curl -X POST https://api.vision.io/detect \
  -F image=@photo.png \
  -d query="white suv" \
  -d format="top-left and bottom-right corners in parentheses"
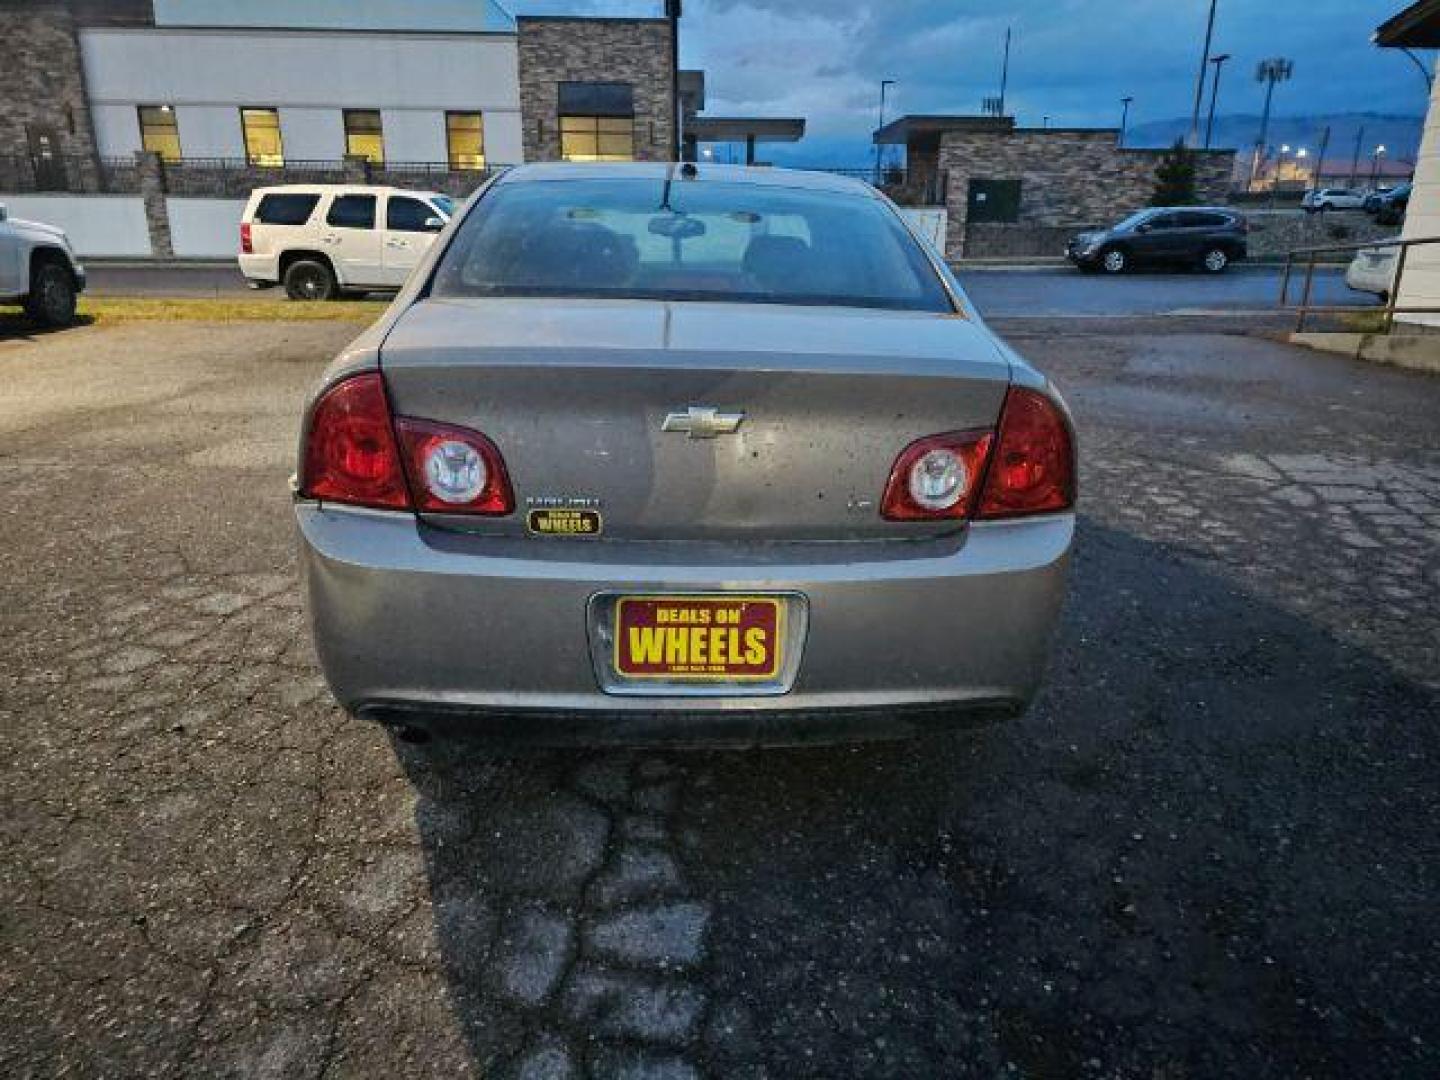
top-left (1302, 188), bottom-right (1366, 213)
top-left (238, 185), bottom-right (455, 300)
top-left (0, 202), bottom-right (86, 326)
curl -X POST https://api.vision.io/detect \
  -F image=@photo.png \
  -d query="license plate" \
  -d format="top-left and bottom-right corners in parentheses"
top-left (613, 595), bottom-right (783, 682)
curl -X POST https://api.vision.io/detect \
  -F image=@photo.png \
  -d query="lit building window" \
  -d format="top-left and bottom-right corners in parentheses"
top-left (241, 107), bottom-right (284, 166)
top-left (137, 105), bottom-right (181, 162)
top-left (558, 82), bottom-right (636, 162)
top-left (446, 112), bottom-right (486, 169)
top-left (344, 110), bottom-right (385, 164)
top-left (560, 117), bottom-right (635, 162)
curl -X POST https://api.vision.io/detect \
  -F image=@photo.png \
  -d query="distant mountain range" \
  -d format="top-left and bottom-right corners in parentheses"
top-left (1125, 112), bottom-right (1423, 164)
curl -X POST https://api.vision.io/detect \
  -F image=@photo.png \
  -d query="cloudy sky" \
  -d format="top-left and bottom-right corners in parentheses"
top-left (507, 0), bottom-right (1430, 162)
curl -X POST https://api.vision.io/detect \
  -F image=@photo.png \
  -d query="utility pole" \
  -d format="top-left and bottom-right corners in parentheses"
top-left (1189, 0), bottom-right (1219, 145)
top-left (1249, 57), bottom-right (1293, 192)
top-left (1204, 53), bottom-right (1230, 149)
top-left (998, 27), bottom-right (1012, 116)
top-left (666, 0), bottom-right (682, 161)
top-left (873, 79), bottom-right (895, 184)
top-left (1350, 125), bottom-right (1365, 187)
top-left (1313, 125), bottom-right (1330, 190)
top-left (1119, 96), bottom-right (1134, 148)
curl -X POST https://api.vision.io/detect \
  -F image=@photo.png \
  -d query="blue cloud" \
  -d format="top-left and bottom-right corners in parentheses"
top-left (505, 1), bottom-right (1431, 164)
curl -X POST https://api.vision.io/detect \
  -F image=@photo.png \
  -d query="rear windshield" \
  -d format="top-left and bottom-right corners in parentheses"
top-left (254, 193), bottom-right (319, 226)
top-left (429, 176), bottom-right (952, 312)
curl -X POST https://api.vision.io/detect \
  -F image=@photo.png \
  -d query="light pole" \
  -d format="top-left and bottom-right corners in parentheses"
top-left (998, 27), bottom-right (1012, 116)
top-left (1189, 0), bottom-right (1219, 145)
top-left (1119, 96), bottom-right (1134, 148)
top-left (1249, 58), bottom-right (1294, 191)
top-left (873, 78), bottom-right (896, 184)
top-left (1204, 53), bottom-right (1230, 149)
top-left (1372, 144), bottom-right (1387, 187)
top-left (1350, 124), bottom-right (1366, 187)
top-left (665, 0), bottom-right (682, 161)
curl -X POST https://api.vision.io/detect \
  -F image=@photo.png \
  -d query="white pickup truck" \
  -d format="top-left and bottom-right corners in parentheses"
top-left (0, 203), bottom-right (86, 326)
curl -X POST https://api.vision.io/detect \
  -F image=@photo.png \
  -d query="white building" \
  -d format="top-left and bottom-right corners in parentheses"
top-left (83, 0), bottom-right (524, 169)
top-left (1376, 1), bottom-right (1440, 327)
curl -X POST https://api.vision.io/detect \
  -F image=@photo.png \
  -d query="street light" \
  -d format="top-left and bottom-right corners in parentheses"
top-left (1204, 53), bottom-right (1231, 149)
top-left (1119, 95), bottom-right (1134, 148)
top-left (666, 0), bottom-right (682, 160)
top-left (1189, 0), bottom-right (1220, 145)
top-left (873, 78), bottom-right (896, 184)
top-left (1372, 144), bottom-right (1388, 186)
top-left (1249, 57), bottom-right (1294, 191)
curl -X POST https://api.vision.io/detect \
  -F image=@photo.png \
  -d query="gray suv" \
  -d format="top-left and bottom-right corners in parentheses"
top-left (1067, 207), bottom-right (1248, 275)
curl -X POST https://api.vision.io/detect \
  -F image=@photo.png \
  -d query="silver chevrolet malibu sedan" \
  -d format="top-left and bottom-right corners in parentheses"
top-left (295, 163), bottom-right (1075, 745)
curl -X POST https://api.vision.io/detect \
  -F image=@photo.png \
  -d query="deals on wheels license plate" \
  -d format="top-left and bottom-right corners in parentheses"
top-left (614, 596), bottom-right (783, 681)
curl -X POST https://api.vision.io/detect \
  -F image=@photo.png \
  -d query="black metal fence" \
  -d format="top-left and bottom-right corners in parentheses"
top-left (0, 155), bottom-right (141, 194)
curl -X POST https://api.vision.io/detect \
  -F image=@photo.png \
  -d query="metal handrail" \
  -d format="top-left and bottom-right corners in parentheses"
top-left (1280, 233), bottom-right (1439, 333)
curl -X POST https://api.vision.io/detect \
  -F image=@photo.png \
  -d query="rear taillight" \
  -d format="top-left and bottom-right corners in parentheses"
top-left (880, 387), bottom-right (1075, 523)
top-left (881, 431), bottom-right (994, 521)
top-left (299, 372), bottom-right (515, 515)
top-left (976, 387), bottom-right (1075, 519)
top-left (395, 418), bottom-right (514, 515)
top-left (240, 222), bottom-right (253, 254)
top-left (301, 373), bottom-right (409, 509)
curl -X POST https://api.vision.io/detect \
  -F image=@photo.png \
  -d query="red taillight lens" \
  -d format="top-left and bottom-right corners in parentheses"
top-left (976, 387), bottom-right (1075, 519)
top-left (300, 373), bottom-right (409, 509)
top-left (881, 430), bottom-right (994, 521)
top-left (395, 418), bottom-right (514, 515)
top-left (240, 222), bottom-right (253, 254)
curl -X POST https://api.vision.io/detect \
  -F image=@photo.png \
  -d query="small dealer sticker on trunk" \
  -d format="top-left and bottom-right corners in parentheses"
top-left (614, 596), bottom-right (782, 681)
top-left (527, 508), bottom-right (602, 536)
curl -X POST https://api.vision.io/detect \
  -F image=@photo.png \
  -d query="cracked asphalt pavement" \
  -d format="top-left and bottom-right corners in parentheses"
top-left (2, 316), bottom-right (1438, 1078)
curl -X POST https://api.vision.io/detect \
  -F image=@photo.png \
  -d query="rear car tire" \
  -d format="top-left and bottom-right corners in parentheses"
top-left (23, 260), bottom-right (78, 326)
top-left (1200, 247), bottom-right (1230, 274)
top-left (284, 258), bottom-right (337, 302)
top-left (1099, 247), bottom-right (1128, 275)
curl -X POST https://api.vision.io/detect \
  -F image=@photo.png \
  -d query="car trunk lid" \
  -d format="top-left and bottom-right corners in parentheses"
top-left (379, 297), bottom-right (1012, 542)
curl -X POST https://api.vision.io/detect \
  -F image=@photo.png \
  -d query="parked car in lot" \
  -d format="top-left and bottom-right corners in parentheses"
top-left (295, 163), bottom-right (1076, 744)
top-left (1345, 244), bottom-right (1400, 302)
top-left (1372, 182), bottom-right (1412, 227)
top-left (1066, 207), bottom-right (1248, 274)
top-left (1302, 188), bottom-right (1366, 212)
top-left (1362, 185), bottom-right (1396, 213)
top-left (0, 202), bottom-right (85, 326)
top-left (239, 184), bottom-right (454, 300)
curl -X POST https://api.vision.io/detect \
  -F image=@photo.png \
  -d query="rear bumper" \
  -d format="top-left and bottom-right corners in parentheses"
top-left (297, 504), bottom-right (1073, 739)
top-left (238, 253), bottom-right (280, 283)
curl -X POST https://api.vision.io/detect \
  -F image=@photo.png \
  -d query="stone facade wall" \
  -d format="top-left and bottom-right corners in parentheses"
top-left (516, 17), bottom-right (675, 163)
top-left (0, 2), bottom-right (100, 183)
top-left (936, 128), bottom-right (1235, 259)
top-left (1, 1), bottom-right (154, 190)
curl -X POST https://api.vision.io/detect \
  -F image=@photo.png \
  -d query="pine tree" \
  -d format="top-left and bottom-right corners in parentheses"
top-left (1152, 139), bottom-right (1199, 206)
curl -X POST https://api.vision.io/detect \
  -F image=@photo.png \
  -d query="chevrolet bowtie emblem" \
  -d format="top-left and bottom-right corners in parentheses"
top-left (661, 406), bottom-right (745, 439)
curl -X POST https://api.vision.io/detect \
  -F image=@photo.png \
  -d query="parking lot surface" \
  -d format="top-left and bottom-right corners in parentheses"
top-left (2, 317), bottom-right (1438, 1078)
top-left (83, 262), bottom-right (1371, 318)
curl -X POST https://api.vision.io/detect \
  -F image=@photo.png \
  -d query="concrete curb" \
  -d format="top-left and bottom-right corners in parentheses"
top-left (83, 258), bottom-right (238, 268)
top-left (1291, 331), bottom-right (1440, 374)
